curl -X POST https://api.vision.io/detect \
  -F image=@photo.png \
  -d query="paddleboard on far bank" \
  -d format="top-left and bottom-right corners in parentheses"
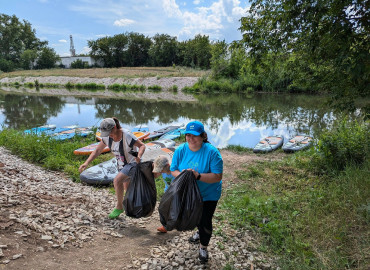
top-left (132, 125), bottom-right (149, 133)
top-left (73, 142), bottom-right (110, 155)
top-left (96, 130), bottom-right (149, 141)
top-left (52, 127), bottom-right (93, 141)
top-left (253, 135), bottom-right (284, 153)
top-left (282, 135), bottom-right (313, 153)
top-left (144, 123), bottom-right (185, 141)
top-left (24, 125), bottom-right (56, 135)
top-left (159, 127), bottom-right (185, 140)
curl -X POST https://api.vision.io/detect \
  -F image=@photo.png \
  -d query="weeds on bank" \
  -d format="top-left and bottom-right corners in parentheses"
top-left (219, 119), bottom-right (369, 269)
top-left (223, 144), bottom-right (253, 154)
top-left (220, 156), bottom-right (369, 269)
top-left (0, 128), bottom-right (168, 197)
top-left (65, 82), bottom-right (105, 91)
top-left (0, 129), bottom-right (110, 182)
top-left (107, 83), bottom-right (146, 92)
top-left (147, 85), bottom-right (162, 91)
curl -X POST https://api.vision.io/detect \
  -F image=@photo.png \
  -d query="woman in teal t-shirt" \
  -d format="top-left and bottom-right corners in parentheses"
top-left (170, 121), bottom-right (223, 264)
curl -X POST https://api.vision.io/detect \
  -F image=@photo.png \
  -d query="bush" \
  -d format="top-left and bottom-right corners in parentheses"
top-left (65, 82), bottom-right (74, 89)
top-left (71, 59), bottom-right (89, 69)
top-left (0, 58), bottom-right (15, 72)
top-left (312, 118), bottom-right (369, 172)
top-left (169, 85), bottom-right (178, 92)
top-left (25, 82), bottom-right (35, 88)
top-left (148, 85), bottom-right (162, 91)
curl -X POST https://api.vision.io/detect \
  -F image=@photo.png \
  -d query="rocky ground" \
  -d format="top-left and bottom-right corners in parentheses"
top-left (0, 147), bottom-right (282, 270)
top-left (0, 76), bottom-right (199, 102)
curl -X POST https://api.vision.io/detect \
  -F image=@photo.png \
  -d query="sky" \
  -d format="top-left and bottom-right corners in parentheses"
top-left (1, 0), bottom-right (250, 56)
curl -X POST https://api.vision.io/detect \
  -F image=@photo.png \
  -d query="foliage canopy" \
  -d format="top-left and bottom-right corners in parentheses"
top-left (239, 0), bottom-right (369, 114)
top-left (0, 13), bottom-right (60, 71)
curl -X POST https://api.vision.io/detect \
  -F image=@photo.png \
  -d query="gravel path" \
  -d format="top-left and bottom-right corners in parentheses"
top-left (0, 147), bottom-right (276, 269)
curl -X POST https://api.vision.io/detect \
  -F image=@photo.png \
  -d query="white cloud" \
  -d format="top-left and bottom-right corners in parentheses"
top-left (68, 0), bottom-right (247, 45)
top-left (95, 34), bottom-right (110, 38)
top-left (80, 46), bottom-right (91, 54)
top-left (161, 0), bottom-right (248, 41)
top-left (59, 39), bottom-right (67, 43)
top-left (162, 0), bottom-right (182, 18)
top-left (113, 18), bottom-right (135, 27)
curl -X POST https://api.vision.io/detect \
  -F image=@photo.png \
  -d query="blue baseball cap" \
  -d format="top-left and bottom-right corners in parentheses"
top-left (185, 121), bottom-right (205, 136)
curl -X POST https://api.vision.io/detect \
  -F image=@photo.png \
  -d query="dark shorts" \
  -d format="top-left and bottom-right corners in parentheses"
top-left (119, 162), bottom-right (137, 182)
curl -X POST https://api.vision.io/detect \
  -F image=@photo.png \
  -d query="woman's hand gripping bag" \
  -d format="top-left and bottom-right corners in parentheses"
top-left (158, 170), bottom-right (203, 231)
top-left (123, 161), bottom-right (157, 218)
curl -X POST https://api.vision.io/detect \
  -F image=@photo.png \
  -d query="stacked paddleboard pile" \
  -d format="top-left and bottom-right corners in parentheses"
top-left (24, 124), bottom-right (56, 135)
top-left (159, 127), bottom-right (186, 140)
top-left (79, 139), bottom-right (176, 185)
top-left (131, 125), bottom-right (150, 140)
top-left (26, 123), bottom-right (186, 185)
top-left (79, 122), bottom-right (185, 185)
top-left (24, 125), bottom-right (93, 141)
top-left (143, 123), bottom-right (185, 141)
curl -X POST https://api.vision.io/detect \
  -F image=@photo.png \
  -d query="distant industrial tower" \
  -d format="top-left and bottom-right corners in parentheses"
top-left (70, 35), bottom-right (76, 56)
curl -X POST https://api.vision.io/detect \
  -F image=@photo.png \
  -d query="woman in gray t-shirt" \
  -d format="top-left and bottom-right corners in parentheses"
top-left (79, 117), bottom-right (146, 219)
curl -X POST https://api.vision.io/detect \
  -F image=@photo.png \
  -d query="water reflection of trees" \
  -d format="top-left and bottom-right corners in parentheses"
top-left (0, 94), bottom-right (65, 129)
top-left (196, 93), bottom-right (337, 136)
top-left (0, 91), bottom-right (340, 137)
top-left (94, 99), bottom-right (192, 125)
top-left (94, 93), bottom-right (338, 137)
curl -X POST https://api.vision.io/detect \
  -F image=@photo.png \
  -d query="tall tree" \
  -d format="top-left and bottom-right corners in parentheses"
top-left (111, 34), bottom-right (129, 67)
top-left (240, 0), bottom-right (369, 114)
top-left (88, 37), bottom-right (115, 67)
top-left (149, 34), bottom-right (178, 66)
top-left (177, 35), bottom-right (212, 69)
top-left (0, 14), bottom-right (47, 70)
top-left (36, 48), bottom-right (60, 69)
top-left (125, 32), bottom-right (152, 66)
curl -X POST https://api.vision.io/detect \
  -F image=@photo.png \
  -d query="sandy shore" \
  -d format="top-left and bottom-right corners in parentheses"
top-left (0, 76), bottom-right (199, 102)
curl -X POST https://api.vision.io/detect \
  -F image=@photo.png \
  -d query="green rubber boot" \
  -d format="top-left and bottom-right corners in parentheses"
top-left (108, 208), bottom-right (123, 219)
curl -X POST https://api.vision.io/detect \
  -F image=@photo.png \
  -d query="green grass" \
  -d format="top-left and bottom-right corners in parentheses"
top-left (219, 153), bottom-right (370, 269)
top-left (0, 128), bottom-right (170, 198)
top-left (223, 144), bottom-right (254, 154)
top-left (0, 129), bottom-right (111, 182)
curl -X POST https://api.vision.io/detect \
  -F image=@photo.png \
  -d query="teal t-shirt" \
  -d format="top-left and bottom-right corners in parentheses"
top-left (170, 142), bottom-right (223, 201)
top-left (162, 173), bottom-right (174, 192)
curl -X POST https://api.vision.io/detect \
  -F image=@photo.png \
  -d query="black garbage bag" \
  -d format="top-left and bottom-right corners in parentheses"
top-left (158, 170), bottom-right (203, 231)
top-left (123, 161), bottom-right (156, 218)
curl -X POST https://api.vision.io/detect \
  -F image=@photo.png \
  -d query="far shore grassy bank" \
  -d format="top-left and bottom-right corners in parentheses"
top-left (0, 66), bottom-right (209, 79)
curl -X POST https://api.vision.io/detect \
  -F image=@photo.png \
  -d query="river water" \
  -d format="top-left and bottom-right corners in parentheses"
top-left (0, 90), bottom-right (338, 148)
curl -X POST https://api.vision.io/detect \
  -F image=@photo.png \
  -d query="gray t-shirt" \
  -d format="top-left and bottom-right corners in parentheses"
top-left (102, 128), bottom-right (137, 169)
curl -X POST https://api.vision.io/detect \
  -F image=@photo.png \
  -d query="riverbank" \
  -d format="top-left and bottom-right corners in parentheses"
top-left (0, 75), bottom-right (199, 102)
top-left (0, 125), bottom-right (368, 269)
top-left (0, 146), bottom-right (278, 269)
